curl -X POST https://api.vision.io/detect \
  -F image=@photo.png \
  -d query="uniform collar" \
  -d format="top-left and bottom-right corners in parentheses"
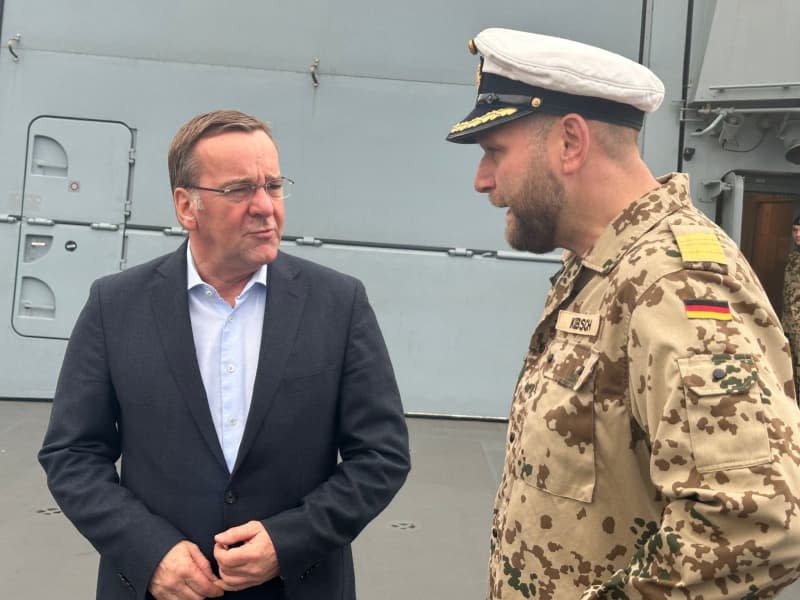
top-left (578, 172), bottom-right (690, 274)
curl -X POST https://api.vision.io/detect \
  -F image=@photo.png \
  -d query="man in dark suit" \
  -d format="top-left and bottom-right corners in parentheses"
top-left (39, 109), bottom-right (410, 600)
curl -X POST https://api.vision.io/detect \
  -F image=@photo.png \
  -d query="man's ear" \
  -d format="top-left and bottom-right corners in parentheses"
top-left (174, 188), bottom-right (198, 230)
top-left (556, 114), bottom-right (591, 175)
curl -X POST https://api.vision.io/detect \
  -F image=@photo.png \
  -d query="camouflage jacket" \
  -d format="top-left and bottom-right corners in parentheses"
top-left (489, 173), bottom-right (800, 599)
top-left (782, 249), bottom-right (800, 333)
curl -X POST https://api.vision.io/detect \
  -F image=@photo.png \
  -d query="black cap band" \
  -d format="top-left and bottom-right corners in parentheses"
top-left (447, 72), bottom-right (645, 143)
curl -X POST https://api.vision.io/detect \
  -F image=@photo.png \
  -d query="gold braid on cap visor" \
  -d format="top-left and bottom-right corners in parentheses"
top-left (449, 107), bottom-right (518, 134)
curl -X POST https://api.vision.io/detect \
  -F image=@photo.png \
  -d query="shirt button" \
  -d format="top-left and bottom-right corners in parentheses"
top-left (228, 315), bottom-right (234, 322)
top-left (224, 490), bottom-right (237, 504)
top-left (205, 290), bottom-right (213, 297)
top-left (226, 364), bottom-right (236, 373)
top-left (228, 417), bottom-right (238, 427)
top-left (712, 368), bottom-right (726, 381)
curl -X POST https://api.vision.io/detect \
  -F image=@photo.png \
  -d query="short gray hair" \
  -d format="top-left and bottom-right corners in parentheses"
top-left (168, 109), bottom-right (273, 191)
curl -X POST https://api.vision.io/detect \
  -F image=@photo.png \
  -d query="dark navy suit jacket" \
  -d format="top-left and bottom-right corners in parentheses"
top-left (39, 244), bottom-right (410, 599)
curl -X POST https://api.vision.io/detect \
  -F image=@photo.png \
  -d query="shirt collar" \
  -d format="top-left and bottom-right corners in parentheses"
top-left (579, 172), bottom-right (690, 274)
top-left (186, 243), bottom-right (268, 295)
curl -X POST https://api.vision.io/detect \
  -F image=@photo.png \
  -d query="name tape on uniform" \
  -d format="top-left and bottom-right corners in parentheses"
top-left (555, 310), bottom-right (600, 336)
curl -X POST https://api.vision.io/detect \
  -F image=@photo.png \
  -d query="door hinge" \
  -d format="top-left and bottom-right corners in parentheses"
top-left (128, 148), bottom-right (136, 165)
top-left (495, 251), bottom-right (541, 262)
top-left (91, 222), bottom-right (120, 231)
top-left (0, 214), bottom-right (18, 223)
top-left (295, 236), bottom-right (323, 247)
top-left (26, 217), bottom-right (54, 226)
top-left (163, 226), bottom-right (187, 236)
top-left (447, 247), bottom-right (474, 258)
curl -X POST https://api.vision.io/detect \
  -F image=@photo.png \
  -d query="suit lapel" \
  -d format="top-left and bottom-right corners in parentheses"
top-left (233, 252), bottom-right (307, 475)
top-left (150, 243), bottom-right (227, 472)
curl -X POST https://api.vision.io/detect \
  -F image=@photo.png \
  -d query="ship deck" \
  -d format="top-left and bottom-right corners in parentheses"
top-left (2, 399), bottom-right (799, 598)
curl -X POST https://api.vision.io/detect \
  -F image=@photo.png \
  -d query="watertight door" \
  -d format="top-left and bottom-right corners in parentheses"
top-left (13, 117), bottom-right (131, 339)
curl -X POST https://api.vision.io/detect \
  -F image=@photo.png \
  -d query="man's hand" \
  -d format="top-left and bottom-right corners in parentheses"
top-left (214, 521), bottom-right (280, 591)
top-left (148, 540), bottom-right (225, 600)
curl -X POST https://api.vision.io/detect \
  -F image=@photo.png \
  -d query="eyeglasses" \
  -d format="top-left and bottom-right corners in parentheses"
top-left (185, 177), bottom-right (294, 203)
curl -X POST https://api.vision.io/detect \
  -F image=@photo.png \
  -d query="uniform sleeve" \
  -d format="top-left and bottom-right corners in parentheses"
top-left (587, 266), bottom-right (800, 598)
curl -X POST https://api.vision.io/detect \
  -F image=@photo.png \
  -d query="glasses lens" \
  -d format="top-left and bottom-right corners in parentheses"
top-left (224, 185), bottom-right (254, 203)
top-left (206, 178), bottom-right (293, 202)
top-left (269, 177), bottom-right (292, 200)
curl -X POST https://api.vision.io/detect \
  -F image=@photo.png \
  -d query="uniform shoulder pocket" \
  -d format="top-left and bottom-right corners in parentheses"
top-left (677, 354), bottom-right (772, 472)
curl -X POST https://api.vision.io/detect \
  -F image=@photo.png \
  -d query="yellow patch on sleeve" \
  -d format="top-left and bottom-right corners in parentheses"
top-left (672, 228), bottom-right (727, 265)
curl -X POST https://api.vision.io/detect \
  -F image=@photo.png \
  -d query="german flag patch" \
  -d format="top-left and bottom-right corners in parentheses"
top-left (684, 299), bottom-right (732, 321)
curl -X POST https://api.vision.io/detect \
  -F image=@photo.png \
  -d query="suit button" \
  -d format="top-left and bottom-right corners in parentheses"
top-left (224, 490), bottom-right (237, 504)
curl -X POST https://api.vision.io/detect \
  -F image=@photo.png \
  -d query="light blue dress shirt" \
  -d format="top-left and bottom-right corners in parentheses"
top-left (186, 245), bottom-right (267, 472)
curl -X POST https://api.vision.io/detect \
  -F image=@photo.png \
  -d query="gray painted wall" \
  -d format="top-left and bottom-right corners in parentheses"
top-left (6, 1), bottom-right (795, 417)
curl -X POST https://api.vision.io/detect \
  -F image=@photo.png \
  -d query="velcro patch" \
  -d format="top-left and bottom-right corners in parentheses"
top-left (684, 299), bottom-right (732, 321)
top-left (671, 226), bottom-right (727, 265)
top-left (555, 310), bottom-right (600, 336)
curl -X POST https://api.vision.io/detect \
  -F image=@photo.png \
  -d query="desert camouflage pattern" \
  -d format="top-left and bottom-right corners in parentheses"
top-left (782, 248), bottom-right (800, 399)
top-left (489, 173), bottom-right (800, 599)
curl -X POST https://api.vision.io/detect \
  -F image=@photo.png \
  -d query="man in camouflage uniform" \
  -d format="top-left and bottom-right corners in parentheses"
top-left (782, 216), bottom-right (800, 400)
top-left (447, 28), bottom-right (800, 599)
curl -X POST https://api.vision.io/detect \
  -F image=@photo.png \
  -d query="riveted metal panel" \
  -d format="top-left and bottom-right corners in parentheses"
top-left (1, 0), bottom-right (643, 84)
top-left (281, 242), bottom-right (558, 418)
top-left (13, 222), bottom-right (123, 339)
top-left (641, 0), bottom-right (689, 175)
top-left (681, 0), bottom-right (800, 223)
top-left (0, 0), bottom-right (659, 411)
top-left (123, 228), bottom-right (186, 269)
top-left (692, 0), bottom-right (800, 105)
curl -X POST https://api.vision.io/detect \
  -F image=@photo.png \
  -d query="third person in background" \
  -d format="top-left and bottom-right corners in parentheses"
top-left (783, 215), bottom-right (800, 402)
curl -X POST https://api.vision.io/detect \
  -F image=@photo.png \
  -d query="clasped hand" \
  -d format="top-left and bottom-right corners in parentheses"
top-left (149, 521), bottom-right (279, 599)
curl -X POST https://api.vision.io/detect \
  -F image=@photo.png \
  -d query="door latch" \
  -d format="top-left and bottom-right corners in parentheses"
top-left (310, 58), bottom-right (320, 87)
top-left (7, 34), bottom-right (21, 61)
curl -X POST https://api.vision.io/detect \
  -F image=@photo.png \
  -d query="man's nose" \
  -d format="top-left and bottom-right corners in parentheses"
top-left (474, 157), bottom-right (494, 194)
top-left (249, 186), bottom-right (275, 216)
